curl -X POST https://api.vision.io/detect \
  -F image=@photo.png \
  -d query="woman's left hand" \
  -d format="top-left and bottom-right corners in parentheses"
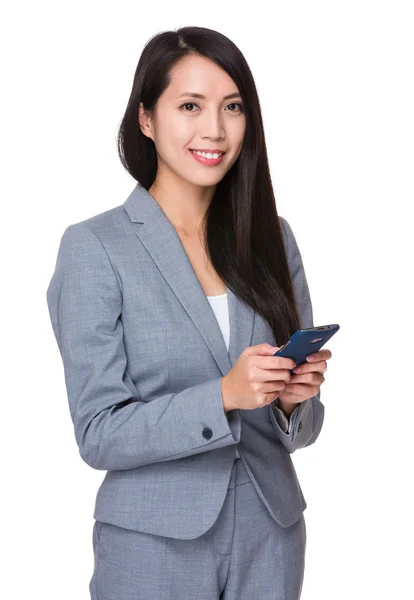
top-left (278, 349), bottom-right (332, 407)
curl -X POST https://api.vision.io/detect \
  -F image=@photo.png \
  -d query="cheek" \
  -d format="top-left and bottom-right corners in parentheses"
top-left (154, 117), bottom-right (190, 155)
top-left (229, 116), bottom-right (246, 140)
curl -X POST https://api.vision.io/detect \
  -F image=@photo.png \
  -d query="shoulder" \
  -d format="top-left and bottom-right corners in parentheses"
top-left (56, 201), bottom-right (135, 264)
top-left (278, 215), bottom-right (293, 251)
top-left (65, 204), bottom-right (129, 240)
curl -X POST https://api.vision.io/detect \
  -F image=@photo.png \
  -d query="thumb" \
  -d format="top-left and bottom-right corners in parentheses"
top-left (245, 343), bottom-right (279, 356)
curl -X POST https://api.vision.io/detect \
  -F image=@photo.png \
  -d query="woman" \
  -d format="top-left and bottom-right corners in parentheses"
top-left (46, 25), bottom-right (331, 600)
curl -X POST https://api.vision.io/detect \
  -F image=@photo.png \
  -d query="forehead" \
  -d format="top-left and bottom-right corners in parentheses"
top-left (163, 54), bottom-right (239, 99)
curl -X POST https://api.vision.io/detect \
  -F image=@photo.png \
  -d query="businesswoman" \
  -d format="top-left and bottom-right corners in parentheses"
top-left (46, 25), bottom-right (332, 600)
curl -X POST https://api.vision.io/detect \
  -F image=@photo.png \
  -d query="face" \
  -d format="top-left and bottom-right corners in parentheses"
top-left (139, 54), bottom-right (246, 190)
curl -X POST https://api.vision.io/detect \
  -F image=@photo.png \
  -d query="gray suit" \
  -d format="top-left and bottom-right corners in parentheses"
top-left (46, 183), bottom-right (324, 541)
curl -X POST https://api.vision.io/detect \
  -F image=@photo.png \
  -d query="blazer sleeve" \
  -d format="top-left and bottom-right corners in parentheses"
top-left (268, 217), bottom-right (325, 453)
top-left (46, 223), bottom-right (241, 471)
top-left (272, 398), bottom-right (297, 433)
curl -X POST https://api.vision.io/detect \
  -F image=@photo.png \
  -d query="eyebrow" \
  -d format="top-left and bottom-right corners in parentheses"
top-left (177, 92), bottom-right (242, 100)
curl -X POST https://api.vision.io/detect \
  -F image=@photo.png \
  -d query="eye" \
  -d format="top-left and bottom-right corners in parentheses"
top-left (179, 102), bottom-right (200, 112)
top-left (226, 103), bottom-right (244, 112)
top-left (179, 102), bottom-right (244, 113)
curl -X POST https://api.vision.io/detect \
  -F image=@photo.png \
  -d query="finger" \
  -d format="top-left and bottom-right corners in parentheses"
top-left (288, 372), bottom-right (325, 385)
top-left (306, 349), bottom-right (332, 362)
top-left (293, 359), bottom-right (327, 374)
top-left (280, 387), bottom-right (308, 404)
top-left (279, 388), bottom-right (301, 402)
top-left (252, 365), bottom-right (293, 384)
top-left (251, 355), bottom-right (297, 371)
top-left (284, 382), bottom-right (321, 396)
top-left (244, 343), bottom-right (280, 356)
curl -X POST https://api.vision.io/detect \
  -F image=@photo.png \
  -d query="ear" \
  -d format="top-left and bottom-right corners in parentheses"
top-left (138, 102), bottom-right (154, 140)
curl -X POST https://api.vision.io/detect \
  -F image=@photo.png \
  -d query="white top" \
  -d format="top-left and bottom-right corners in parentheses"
top-left (205, 293), bottom-right (240, 458)
top-left (205, 292), bottom-right (230, 349)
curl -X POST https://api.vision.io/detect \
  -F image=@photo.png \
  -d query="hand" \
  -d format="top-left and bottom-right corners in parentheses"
top-left (221, 343), bottom-right (296, 411)
top-left (278, 349), bottom-right (332, 414)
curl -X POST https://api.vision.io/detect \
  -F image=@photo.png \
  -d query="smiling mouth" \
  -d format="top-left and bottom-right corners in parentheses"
top-left (188, 149), bottom-right (226, 166)
top-left (189, 149), bottom-right (227, 156)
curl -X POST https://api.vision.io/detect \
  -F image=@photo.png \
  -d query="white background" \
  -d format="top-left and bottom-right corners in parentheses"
top-left (2, 1), bottom-right (413, 598)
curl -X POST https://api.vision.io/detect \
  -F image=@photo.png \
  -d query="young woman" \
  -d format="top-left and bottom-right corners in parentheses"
top-left (46, 25), bottom-right (331, 600)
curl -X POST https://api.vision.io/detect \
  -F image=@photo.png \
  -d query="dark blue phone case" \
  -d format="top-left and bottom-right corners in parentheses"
top-left (273, 324), bottom-right (340, 373)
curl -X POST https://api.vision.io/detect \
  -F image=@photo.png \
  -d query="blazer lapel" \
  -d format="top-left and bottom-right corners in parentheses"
top-left (122, 183), bottom-right (255, 377)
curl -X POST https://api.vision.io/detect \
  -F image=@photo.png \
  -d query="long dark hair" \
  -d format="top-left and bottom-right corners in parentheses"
top-left (117, 25), bottom-right (301, 347)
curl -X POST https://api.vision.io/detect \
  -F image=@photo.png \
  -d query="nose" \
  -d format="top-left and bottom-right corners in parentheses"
top-left (200, 109), bottom-right (225, 140)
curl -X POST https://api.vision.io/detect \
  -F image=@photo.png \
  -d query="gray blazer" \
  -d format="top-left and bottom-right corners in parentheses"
top-left (46, 183), bottom-right (324, 539)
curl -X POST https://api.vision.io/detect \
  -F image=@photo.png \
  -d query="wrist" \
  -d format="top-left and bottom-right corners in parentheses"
top-left (220, 376), bottom-right (236, 412)
top-left (277, 397), bottom-right (300, 418)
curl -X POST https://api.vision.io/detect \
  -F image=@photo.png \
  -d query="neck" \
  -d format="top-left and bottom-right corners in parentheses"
top-left (148, 173), bottom-right (215, 235)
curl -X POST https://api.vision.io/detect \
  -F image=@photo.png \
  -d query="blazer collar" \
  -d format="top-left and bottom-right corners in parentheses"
top-left (123, 183), bottom-right (255, 377)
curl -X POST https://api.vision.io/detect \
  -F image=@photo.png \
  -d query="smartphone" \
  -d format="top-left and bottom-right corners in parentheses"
top-left (273, 324), bottom-right (340, 373)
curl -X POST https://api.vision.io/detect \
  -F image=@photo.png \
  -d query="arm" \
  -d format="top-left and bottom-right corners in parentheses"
top-left (268, 217), bottom-right (325, 453)
top-left (46, 224), bottom-right (241, 471)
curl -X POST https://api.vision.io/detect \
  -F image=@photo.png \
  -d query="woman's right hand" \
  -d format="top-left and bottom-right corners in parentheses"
top-left (221, 343), bottom-right (297, 411)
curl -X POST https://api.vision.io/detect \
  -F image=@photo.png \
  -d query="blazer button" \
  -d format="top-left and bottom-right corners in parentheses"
top-left (202, 427), bottom-right (213, 440)
top-left (298, 421), bottom-right (303, 432)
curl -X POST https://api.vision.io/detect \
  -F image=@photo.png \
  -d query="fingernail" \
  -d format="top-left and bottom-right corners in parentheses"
top-left (307, 354), bottom-right (316, 361)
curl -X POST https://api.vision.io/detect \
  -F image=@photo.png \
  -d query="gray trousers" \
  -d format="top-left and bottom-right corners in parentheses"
top-left (90, 458), bottom-right (307, 599)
